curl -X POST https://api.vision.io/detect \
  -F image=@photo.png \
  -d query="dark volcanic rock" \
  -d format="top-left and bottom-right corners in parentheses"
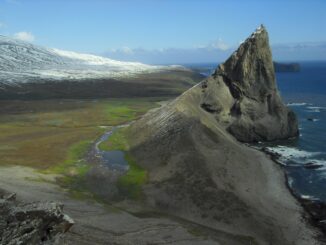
top-left (307, 118), bottom-right (318, 122)
top-left (200, 25), bottom-right (299, 142)
top-left (304, 162), bottom-right (324, 170)
top-left (300, 198), bottom-right (326, 237)
top-left (0, 190), bottom-right (73, 245)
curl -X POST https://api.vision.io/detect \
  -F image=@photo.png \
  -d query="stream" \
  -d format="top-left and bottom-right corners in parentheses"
top-left (92, 126), bottom-right (129, 172)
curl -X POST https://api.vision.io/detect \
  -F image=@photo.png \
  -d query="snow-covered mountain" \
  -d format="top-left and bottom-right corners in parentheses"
top-left (0, 35), bottom-right (203, 99)
top-left (0, 35), bottom-right (173, 86)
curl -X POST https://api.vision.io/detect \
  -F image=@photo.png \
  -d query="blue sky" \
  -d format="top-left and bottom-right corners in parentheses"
top-left (0, 0), bottom-right (325, 63)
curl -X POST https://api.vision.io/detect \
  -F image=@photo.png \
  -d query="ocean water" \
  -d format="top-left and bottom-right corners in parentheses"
top-left (185, 61), bottom-right (326, 201)
top-left (273, 62), bottom-right (326, 201)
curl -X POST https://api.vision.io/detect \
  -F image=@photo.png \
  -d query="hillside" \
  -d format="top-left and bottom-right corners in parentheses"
top-left (123, 26), bottom-right (320, 244)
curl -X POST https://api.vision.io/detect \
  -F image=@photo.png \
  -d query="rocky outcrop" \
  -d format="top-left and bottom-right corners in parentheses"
top-left (126, 26), bottom-right (320, 245)
top-left (274, 62), bottom-right (300, 72)
top-left (0, 189), bottom-right (73, 245)
top-left (200, 25), bottom-right (298, 142)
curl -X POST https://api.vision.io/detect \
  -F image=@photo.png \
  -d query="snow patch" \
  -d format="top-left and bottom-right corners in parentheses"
top-left (50, 48), bottom-right (154, 70)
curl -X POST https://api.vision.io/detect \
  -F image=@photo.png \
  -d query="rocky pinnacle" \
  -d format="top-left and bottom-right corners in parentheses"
top-left (200, 25), bottom-right (298, 142)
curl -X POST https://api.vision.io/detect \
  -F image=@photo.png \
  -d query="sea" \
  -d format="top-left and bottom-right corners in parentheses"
top-left (184, 61), bottom-right (326, 202)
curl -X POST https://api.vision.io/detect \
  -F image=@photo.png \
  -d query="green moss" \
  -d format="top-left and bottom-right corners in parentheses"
top-left (117, 154), bottom-right (148, 200)
top-left (37, 139), bottom-right (96, 205)
top-left (99, 127), bottom-right (129, 151)
top-left (102, 98), bottom-right (159, 125)
top-left (105, 104), bottom-right (136, 122)
top-left (44, 140), bottom-right (92, 176)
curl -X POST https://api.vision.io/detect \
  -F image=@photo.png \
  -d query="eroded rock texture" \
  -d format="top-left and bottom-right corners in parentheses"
top-left (200, 25), bottom-right (298, 142)
top-left (0, 190), bottom-right (73, 245)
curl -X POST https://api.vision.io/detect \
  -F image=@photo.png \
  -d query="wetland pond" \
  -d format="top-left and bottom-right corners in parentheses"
top-left (94, 127), bottom-right (129, 172)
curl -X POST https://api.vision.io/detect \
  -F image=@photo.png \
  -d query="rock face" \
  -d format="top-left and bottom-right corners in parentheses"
top-left (0, 189), bottom-right (73, 245)
top-left (200, 25), bottom-right (298, 142)
top-left (126, 26), bottom-right (320, 245)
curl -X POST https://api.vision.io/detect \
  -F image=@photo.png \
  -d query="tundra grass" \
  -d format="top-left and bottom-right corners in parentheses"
top-left (44, 140), bottom-right (93, 175)
top-left (0, 98), bottom-right (160, 170)
top-left (0, 98), bottom-right (159, 203)
top-left (0, 125), bottom-right (102, 168)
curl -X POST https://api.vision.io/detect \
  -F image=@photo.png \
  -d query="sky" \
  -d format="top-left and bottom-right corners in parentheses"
top-left (0, 0), bottom-right (325, 64)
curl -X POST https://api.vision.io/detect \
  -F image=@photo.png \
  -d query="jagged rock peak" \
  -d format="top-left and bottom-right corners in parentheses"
top-left (251, 24), bottom-right (266, 36)
top-left (213, 24), bottom-right (275, 101)
top-left (199, 25), bottom-right (298, 142)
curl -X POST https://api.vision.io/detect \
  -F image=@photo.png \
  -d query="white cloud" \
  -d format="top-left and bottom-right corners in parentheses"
top-left (13, 31), bottom-right (35, 42)
top-left (110, 46), bottom-right (134, 55)
top-left (103, 40), bottom-right (326, 64)
top-left (196, 38), bottom-right (230, 51)
top-left (120, 46), bottom-right (133, 54)
top-left (209, 38), bottom-right (229, 51)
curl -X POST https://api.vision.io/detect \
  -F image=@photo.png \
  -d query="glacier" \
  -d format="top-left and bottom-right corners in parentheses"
top-left (0, 35), bottom-right (184, 87)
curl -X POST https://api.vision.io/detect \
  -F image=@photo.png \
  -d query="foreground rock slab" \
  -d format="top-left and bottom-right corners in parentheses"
top-left (0, 166), bottom-right (228, 245)
top-left (0, 189), bottom-right (73, 245)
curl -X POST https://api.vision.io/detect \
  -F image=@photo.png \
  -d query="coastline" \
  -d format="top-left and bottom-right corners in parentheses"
top-left (85, 116), bottom-right (326, 243)
top-left (261, 146), bottom-right (326, 241)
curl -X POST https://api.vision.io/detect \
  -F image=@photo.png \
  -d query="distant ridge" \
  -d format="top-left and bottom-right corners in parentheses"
top-left (0, 34), bottom-right (162, 85)
top-left (0, 35), bottom-right (203, 99)
top-left (274, 61), bottom-right (301, 72)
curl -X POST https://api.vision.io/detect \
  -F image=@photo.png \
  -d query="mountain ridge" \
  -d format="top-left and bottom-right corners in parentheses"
top-left (0, 35), bottom-right (203, 99)
top-left (0, 35), bottom-right (189, 86)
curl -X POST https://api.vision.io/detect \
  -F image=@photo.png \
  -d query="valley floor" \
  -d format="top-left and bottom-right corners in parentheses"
top-left (0, 98), bottom-right (321, 244)
top-left (0, 98), bottom-right (223, 244)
